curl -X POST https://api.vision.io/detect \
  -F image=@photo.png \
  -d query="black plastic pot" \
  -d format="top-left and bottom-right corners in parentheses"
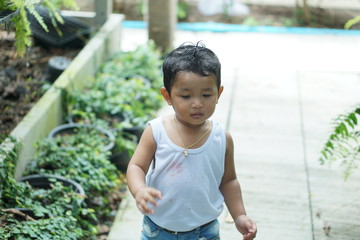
top-left (110, 132), bottom-right (138, 172)
top-left (48, 123), bottom-right (115, 152)
top-left (67, 112), bottom-right (125, 127)
top-left (19, 174), bottom-right (85, 205)
top-left (123, 126), bottom-right (143, 143)
top-left (0, 9), bottom-right (19, 27)
top-left (47, 56), bottom-right (72, 82)
top-left (19, 174), bottom-right (84, 194)
top-left (109, 151), bottom-right (130, 172)
top-left (27, 6), bottom-right (92, 48)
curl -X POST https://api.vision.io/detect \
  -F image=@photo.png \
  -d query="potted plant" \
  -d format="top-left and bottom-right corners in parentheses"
top-left (110, 131), bottom-right (137, 172)
top-left (1, 180), bottom-right (85, 239)
top-left (1, 140), bottom-right (86, 239)
top-left (19, 174), bottom-right (85, 205)
top-left (48, 123), bottom-right (115, 153)
top-left (24, 132), bottom-right (125, 230)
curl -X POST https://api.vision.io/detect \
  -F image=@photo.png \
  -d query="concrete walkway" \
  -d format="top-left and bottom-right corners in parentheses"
top-left (108, 27), bottom-right (360, 240)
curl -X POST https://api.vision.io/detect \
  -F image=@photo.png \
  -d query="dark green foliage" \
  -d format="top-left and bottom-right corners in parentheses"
top-left (67, 41), bottom-right (163, 155)
top-left (68, 41), bottom-right (163, 128)
top-left (0, 214), bottom-right (83, 240)
top-left (1, 42), bottom-right (164, 239)
top-left (26, 138), bottom-right (121, 198)
top-left (0, 138), bottom-right (85, 239)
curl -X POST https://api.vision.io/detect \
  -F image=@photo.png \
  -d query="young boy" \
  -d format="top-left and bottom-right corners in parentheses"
top-left (126, 43), bottom-right (257, 240)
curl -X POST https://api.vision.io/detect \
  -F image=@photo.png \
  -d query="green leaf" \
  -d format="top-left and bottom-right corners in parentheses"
top-left (345, 16), bottom-right (360, 29)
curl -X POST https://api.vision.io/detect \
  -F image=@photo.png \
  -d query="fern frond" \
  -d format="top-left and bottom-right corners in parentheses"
top-left (12, 5), bottom-right (32, 57)
top-left (26, 4), bottom-right (48, 32)
top-left (43, 0), bottom-right (64, 24)
top-left (6, 0), bottom-right (77, 56)
top-left (320, 105), bottom-right (360, 179)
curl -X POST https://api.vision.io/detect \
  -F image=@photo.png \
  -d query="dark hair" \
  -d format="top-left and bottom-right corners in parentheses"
top-left (162, 42), bottom-right (221, 93)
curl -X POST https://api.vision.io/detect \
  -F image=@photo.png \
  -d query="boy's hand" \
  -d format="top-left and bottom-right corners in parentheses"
top-left (235, 215), bottom-right (257, 240)
top-left (135, 187), bottom-right (162, 215)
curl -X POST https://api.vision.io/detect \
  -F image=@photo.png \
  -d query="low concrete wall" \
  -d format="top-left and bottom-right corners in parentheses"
top-left (0, 14), bottom-right (124, 179)
top-left (222, 0), bottom-right (360, 10)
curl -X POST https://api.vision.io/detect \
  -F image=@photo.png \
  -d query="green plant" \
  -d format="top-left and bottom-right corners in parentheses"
top-left (26, 137), bottom-right (122, 197)
top-left (295, 0), bottom-right (311, 25)
top-left (25, 134), bottom-right (125, 231)
top-left (0, 214), bottom-right (83, 240)
top-left (67, 41), bottom-right (163, 129)
top-left (177, 1), bottom-right (189, 20)
top-left (99, 41), bottom-right (162, 86)
top-left (0, 0), bottom-right (77, 56)
top-left (345, 16), bottom-right (360, 29)
top-left (319, 105), bottom-right (360, 179)
top-left (0, 136), bottom-right (22, 209)
top-left (114, 131), bottom-right (137, 156)
top-left (0, 138), bottom-right (87, 239)
top-left (139, 0), bottom-right (189, 21)
top-left (50, 125), bottom-right (114, 151)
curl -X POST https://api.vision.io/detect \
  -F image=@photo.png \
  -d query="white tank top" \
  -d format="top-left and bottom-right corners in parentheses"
top-left (146, 117), bottom-right (226, 231)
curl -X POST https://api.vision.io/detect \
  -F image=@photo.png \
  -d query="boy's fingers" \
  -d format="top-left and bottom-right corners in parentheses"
top-left (149, 188), bottom-right (162, 199)
top-left (137, 199), bottom-right (154, 214)
top-left (147, 189), bottom-right (162, 206)
top-left (135, 187), bottom-right (162, 214)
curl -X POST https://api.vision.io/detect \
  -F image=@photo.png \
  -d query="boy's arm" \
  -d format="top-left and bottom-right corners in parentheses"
top-left (126, 125), bottom-right (162, 214)
top-left (220, 132), bottom-right (257, 240)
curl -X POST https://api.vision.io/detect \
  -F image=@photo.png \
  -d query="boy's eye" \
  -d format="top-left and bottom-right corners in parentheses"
top-left (181, 95), bottom-right (191, 99)
top-left (203, 94), bottom-right (212, 98)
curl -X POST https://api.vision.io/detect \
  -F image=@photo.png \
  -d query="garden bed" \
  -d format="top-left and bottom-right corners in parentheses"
top-left (0, 13), bottom-right (135, 240)
top-left (1, 12), bottom-right (167, 239)
top-left (0, 32), bottom-right (80, 139)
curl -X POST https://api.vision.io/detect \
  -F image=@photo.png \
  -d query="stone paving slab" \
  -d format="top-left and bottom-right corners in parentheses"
top-left (109, 28), bottom-right (360, 240)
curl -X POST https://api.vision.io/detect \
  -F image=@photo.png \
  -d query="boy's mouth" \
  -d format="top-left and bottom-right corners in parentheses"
top-left (191, 113), bottom-right (203, 119)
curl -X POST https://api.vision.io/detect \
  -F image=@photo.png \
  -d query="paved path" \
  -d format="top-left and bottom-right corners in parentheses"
top-left (108, 27), bottom-right (360, 240)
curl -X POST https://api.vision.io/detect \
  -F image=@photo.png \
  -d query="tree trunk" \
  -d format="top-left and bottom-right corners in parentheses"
top-left (302, 0), bottom-right (311, 25)
top-left (147, 0), bottom-right (177, 52)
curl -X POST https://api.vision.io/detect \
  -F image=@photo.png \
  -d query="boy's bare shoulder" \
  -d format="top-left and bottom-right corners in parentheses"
top-left (225, 131), bottom-right (234, 151)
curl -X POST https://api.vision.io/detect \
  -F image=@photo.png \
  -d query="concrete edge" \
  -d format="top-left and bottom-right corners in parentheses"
top-left (107, 189), bottom-right (132, 240)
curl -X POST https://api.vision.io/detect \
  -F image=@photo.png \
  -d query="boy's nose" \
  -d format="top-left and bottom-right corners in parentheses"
top-left (192, 98), bottom-right (203, 108)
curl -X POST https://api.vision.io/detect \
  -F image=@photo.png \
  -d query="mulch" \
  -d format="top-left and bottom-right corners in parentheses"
top-left (0, 31), bottom-right (80, 139)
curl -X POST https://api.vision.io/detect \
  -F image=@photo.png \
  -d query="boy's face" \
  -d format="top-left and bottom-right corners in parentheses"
top-left (161, 71), bottom-right (223, 126)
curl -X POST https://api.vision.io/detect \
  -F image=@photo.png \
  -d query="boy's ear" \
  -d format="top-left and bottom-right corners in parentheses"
top-left (216, 86), bottom-right (224, 103)
top-left (160, 87), bottom-right (172, 105)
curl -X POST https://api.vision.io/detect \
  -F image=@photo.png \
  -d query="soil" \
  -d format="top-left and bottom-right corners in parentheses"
top-left (0, 31), bottom-right (80, 140)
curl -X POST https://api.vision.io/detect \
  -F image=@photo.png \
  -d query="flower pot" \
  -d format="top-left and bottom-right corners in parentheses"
top-left (27, 6), bottom-right (92, 48)
top-left (110, 132), bottom-right (137, 172)
top-left (0, 9), bottom-right (19, 27)
top-left (123, 126), bottom-right (143, 143)
top-left (19, 174), bottom-right (85, 206)
top-left (19, 174), bottom-right (84, 194)
top-left (48, 123), bottom-right (115, 152)
top-left (47, 56), bottom-right (72, 83)
top-left (109, 151), bottom-right (130, 172)
top-left (67, 112), bottom-right (125, 128)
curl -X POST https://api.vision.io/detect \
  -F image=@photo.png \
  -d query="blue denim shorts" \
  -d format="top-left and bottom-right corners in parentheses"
top-left (141, 216), bottom-right (220, 240)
